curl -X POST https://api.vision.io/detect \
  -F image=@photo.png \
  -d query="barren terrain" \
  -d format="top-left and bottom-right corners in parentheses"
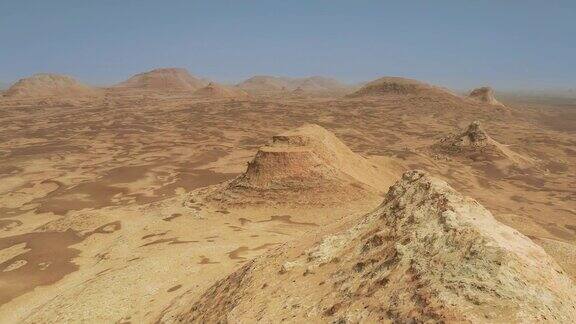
top-left (0, 77), bottom-right (575, 322)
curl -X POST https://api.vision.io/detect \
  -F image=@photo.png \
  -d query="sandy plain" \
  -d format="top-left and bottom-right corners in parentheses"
top-left (0, 86), bottom-right (574, 322)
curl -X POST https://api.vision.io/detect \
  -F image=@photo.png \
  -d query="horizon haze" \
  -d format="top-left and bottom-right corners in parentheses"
top-left (1, 1), bottom-right (575, 91)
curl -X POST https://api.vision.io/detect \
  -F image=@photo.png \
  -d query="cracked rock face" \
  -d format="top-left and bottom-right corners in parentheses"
top-left (430, 121), bottom-right (534, 166)
top-left (176, 170), bottom-right (576, 323)
top-left (438, 120), bottom-right (490, 149)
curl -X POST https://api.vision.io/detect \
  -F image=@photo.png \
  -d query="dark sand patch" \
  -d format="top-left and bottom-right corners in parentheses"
top-left (84, 221), bottom-right (122, 237)
top-left (163, 213), bottom-right (182, 222)
top-left (0, 229), bottom-right (81, 305)
top-left (565, 224), bottom-right (576, 235)
top-left (543, 224), bottom-right (575, 241)
top-left (227, 243), bottom-right (279, 260)
top-left (198, 256), bottom-right (219, 265)
top-left (167, 284), bottom-right (182, 292)
top-left (140, 237), bottom-right (199, 247)
top-left (142, 232), bottom-right (169, 240)
top-left (257, 215), bottom-right (318, 226)
top-left (8, 142), bottom-right (85, 157)
top-left (227, 247), bottom-right (249, 260)
top-left (238, 218), bottom-right (252, 226)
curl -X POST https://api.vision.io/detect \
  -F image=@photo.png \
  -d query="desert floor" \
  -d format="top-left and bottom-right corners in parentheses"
top-left (0, 92), bottom-right (574, 323)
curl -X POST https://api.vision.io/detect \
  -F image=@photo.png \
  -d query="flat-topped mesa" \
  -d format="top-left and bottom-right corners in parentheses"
top-left (200, 124), bottom-right (397, 206)
top-left (115, 68), bottom-right (207, 92)
top-left (468, 86), bottom-right (505, 106)
top-left (4, 73), bottom-right (97, 98)
top-left (176, 170), bottom-right (576, 323)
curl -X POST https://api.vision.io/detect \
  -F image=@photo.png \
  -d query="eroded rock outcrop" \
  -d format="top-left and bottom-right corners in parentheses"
top-left (177, 170), bottom-right (576, 323)
top-left (469, 86), bottom-right (504, 106)
top-left (115, 68), bottom-right (206, 92)
top-left (192, 124), bottom-right (398, 207)
top-left (431, 121), bottom-right (534, 165)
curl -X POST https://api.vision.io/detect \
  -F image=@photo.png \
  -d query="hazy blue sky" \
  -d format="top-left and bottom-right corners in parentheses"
top-left (1, 1), bottom-right (574, 89)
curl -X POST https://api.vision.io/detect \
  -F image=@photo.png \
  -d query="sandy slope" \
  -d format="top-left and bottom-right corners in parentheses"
top-left (177, 170), bottom-right (576, 323)
top-left (430, 120), bottom-right (535, 166)
top-left (194, 124), bottom-right (399, 208)
top-left (115, 68), bottom-right (207, 92)
top-left (347, 76), bottom-right (458, 99)
top-left (193, 82), bottom-right (250, 99)
top-left (4, 74), bottom-right (98, 98)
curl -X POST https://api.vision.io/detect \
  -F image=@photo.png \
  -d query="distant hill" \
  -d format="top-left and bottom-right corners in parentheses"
top-left (296, 76), bottom-right (349, 92)
top-left (467, 86), bottom-right (504, 106)
top-left (237, 75), bottom-right (350, 94)
top-left (236, 75), bottom-right (292, 93)
top-left (193, 82), bottom-right (250, 99)
top-left (3, 74), bottom-right (97, 98)
top-left (430, 121), bottom-right (534, 166)
top-left (347, 76), bottom-right (457, 98)
top-left (115, 68), bottom-right (207, 92)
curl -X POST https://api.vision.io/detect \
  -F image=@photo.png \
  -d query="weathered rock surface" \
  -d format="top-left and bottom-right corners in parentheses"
top-left (431, 121), bottom-right (534, 165)
top-left (194, 124), bottom-right (399, 207)
top-left (177, 170), bottom-right (576, 323)
top-left (469, 86), bottom-right (504, 106)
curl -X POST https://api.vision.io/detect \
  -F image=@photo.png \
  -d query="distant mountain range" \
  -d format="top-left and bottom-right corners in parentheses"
top-left (2, 69), bottom-right (574, 101)
top-left (236, 75), bottom-right (353, 94)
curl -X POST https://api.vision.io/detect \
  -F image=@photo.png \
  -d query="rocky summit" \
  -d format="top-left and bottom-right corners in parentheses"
top-left (177, 170), bottom-right (576, 323)
top-left (468, 86), bottom-right (504, 106)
